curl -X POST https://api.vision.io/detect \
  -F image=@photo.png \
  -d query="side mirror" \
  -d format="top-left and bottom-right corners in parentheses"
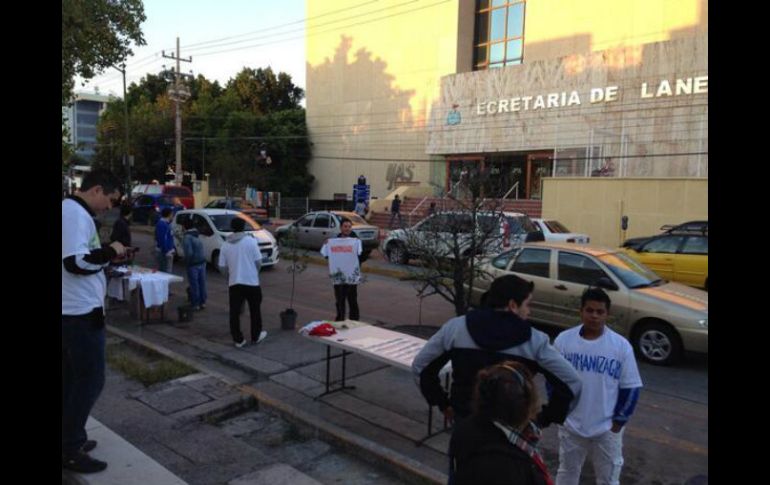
top-left (594, 276), bottom-right (619, 291)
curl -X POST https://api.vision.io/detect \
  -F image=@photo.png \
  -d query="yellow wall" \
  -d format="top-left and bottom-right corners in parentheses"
top-left (306, 0), bottom-right (461, 199)
top-left (525, 0), bottom-right (707, 62)
top-left (542, 178), bottom-right (707, 247)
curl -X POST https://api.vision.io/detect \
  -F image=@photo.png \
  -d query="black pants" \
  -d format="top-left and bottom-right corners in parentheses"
top-left (334, 284), bottom-right (359, 321)
top-left (228, 285), bottom-right (262, 342)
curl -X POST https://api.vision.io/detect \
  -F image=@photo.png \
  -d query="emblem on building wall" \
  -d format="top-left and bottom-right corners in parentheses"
top-left (446, 103), bottom-right (462, 126)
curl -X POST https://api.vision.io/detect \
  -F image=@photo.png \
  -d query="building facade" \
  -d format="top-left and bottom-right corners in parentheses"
top-left (63, 92), bottom-right (112, 163)
top-left (305, 0), bottom-right (707, 229)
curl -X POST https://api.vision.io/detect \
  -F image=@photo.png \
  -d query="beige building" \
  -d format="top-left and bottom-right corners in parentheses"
top-left (305, 0), bottom-right (707, 243)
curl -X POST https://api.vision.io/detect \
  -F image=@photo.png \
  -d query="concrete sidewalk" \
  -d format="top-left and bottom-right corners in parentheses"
top-left (63, 417), bottom-right (188, 485)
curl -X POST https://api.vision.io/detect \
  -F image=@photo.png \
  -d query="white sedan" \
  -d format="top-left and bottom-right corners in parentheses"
top-left (531, 218), bottom-right (590, 244)
top-left (171, 209), bottom-right (279, 268)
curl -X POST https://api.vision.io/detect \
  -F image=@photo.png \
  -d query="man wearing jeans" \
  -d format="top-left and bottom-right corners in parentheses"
top-left (155, 207), bottom-right (175, 272)
top-left (218, 217), bottom-right (267, 347)
top-left (553, 288), bottom-right (642, 485)
top-left (181, 218), bottom-right (207, 310)
top-left (62, 170), bottom-right (126, 473)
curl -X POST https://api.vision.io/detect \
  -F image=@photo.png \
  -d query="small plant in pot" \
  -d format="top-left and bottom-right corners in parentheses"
top-left (280, 227), bottom-right (307, 330)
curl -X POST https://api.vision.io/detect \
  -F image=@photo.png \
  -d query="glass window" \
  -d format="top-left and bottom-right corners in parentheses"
top-left (474, 1), bottom-right (526, 70)
top-left (490, 8), bottom-right (506, 41)
top-left (298, 215), bottom-right (315, 227)
top-left (511, 248), bottom-right (550, 278)
top-left (544, 220), bottom-right (571, 233)
top-left (211, 214), bottom-right (260, 232)
top-left (681, 236), bottom-right (708, 255)
top-left (506, 39), bottom-right (522, 61)
top-left (597, 252), bottom-right (662, 288)
top-left (558, 252), bottom-right (608, 286)
top-left (507, 2), bottom-right (524, 37)
top-left (642, 236), bottom-right (685, 254)
top-left (490, 42), bottom-right (505, 63)
top-left (492, 248), bottom-right (520, 269)
top-left (192, 214), bottom-right (213, 236)
top-left (313, 214), bottom-right (331, 228)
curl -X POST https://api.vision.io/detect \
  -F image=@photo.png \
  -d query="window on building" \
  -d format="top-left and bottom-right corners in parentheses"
top-left (474, 0), bottom-right (526, 70)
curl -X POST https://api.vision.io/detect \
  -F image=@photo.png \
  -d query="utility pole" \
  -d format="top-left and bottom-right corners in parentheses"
top-left (111, 63), bottom-right (131, 196)
top-left (162, 38), bottom-right (192, 185)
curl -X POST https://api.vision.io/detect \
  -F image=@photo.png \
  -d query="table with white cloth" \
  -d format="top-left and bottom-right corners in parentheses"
top-left (300, 320), bottom-right (451, 445)
top-left (107, 266), bottom-right (184, 323)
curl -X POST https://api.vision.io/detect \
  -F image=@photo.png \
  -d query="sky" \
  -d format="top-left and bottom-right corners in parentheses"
top-left (77, 0), bottom-right (307, 97)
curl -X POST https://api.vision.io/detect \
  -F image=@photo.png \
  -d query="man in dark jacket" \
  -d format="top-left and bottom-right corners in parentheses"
top-left (389, 194), bottom-right (402, 228)
top-left (181, 218), bottom-right (207, 310)
top-left (412, 274), bottom-right (581, 425)
top-left (110, 204), bottom-right (132, 247)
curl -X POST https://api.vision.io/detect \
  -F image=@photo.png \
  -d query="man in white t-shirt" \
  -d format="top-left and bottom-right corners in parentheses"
top-left (218, 216), bottom-right (267, 348)
top-left (320, 218), bottom-right (363, 321)
top-left (62, 170), bottom-right (126, 474)
top-left (553, 288), bottom-right (643, 485)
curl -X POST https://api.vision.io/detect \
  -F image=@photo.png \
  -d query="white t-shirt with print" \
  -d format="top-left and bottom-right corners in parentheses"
top-left (62, 198), bottom-right (107, 315)
top-left (554, 325), bottom-right (643, 438)
top-left (320, 238), bottom-right (362, 284)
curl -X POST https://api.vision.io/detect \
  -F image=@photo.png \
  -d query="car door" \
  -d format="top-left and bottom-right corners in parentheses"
top-left (309, 213), bottom-right (333, 249)
top-left (634, 235), bottom-right (685, 281)
top-left (551, 251), bottom-right (628, 331)
top-left (192, 214), bottom-right (217, 262)
top-left (294, 214), bottom-right (316, 248)
top-left (132, 195), bottom-right (153, 223)
top-left (506, 247), bottom-right (557, 324)
top-left (674, 235), bottom-right (708, 288)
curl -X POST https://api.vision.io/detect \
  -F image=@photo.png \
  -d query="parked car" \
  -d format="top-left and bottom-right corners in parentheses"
top-left (622, 220), bottom-right (708, 250)
top-left (381, 211), bottom-right (544, 265)
top-left (274, 211), bottom-right (380, 258)
top-left (171, 209), bottom-right (279, 268)
top-left (131, 194), bottom-right (185, 225)
top-left (468, 242), bottom-right (708, 365)
top-left (132, 183), bottom-right (195, 209)
top-left (531, 218), bottom-right (590, 243)
top-left (205, 198), bottom-right (268, 223)
top-left (624, 232), bottom-right (708, 290)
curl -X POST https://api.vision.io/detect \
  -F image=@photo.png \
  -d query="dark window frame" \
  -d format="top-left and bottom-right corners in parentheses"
top-left (474, 0), bottom-right (526, 71)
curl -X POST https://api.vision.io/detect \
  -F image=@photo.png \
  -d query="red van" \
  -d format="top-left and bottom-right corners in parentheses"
top-left (132, 183), bottom-right (194, 209)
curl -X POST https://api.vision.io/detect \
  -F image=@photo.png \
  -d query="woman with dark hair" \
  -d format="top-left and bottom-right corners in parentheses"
top-left (449, 361), bottom-right (554, 485)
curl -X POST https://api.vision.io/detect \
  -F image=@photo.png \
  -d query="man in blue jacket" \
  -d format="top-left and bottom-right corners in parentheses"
top-left (181, 218), bottom-right (207, 310)
top-left (155, 207), bottom-right (175, 273)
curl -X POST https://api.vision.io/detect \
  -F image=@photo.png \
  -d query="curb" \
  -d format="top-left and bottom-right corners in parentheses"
top-left (107, 325), bottom-right (446, 485)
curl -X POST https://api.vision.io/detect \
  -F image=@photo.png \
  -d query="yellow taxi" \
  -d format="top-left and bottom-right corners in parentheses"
top-left (623, 232), bottom-right (708, 290)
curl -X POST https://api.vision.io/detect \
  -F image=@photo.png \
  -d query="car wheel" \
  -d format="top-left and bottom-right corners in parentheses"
top-left (633, 320), bottom-right (682, 366)
top-left (386, 242), bottom-right (408, 265)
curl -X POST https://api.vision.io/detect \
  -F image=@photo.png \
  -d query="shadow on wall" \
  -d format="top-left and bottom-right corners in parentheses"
top-left (306, 35), bottom-right (419, 193)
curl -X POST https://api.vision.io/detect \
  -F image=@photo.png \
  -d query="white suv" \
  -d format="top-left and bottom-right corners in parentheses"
top-left (172, 209), bottom-right (279, 268)
top-left (381, 211), bottom-right (543, 265)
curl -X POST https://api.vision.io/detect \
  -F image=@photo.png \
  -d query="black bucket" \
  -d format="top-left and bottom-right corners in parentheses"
top-left (178, 305), bottom-right (194, 323)
top-left (280, 309), bottom-right (297, 330)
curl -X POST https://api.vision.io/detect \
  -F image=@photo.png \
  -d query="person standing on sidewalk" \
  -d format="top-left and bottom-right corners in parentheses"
top-left (553, 288), bottom-right (642, 485)
top-left (181, 218), bottom-right (207, 310)
top-left (389, 194), bottom-right (402, 228)
top-left (320, 218), bottom-right (363, 321)
top-left (62, 169), bottom-right (127, 473)
top-left (155, 207), bottom-right (175, 273)
top-left (218, 217), bottom-right (267, 347)
top-left (109, 204), bottom-right (132, 248)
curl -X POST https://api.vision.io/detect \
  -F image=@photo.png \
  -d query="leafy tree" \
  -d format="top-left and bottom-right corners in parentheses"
top-left (62, 0), bottom-right (146, 106)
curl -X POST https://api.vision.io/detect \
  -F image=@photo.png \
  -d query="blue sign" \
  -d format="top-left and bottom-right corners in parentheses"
top-left (353, 184), bottom-right (370, 203)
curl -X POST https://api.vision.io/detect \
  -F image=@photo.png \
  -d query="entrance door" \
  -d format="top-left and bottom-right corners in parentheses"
top-left (526, 152), bottom-right (553, 200)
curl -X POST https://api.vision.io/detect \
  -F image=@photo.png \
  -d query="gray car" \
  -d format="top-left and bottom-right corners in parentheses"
top-left (275, 211), bottom-right (380, 257)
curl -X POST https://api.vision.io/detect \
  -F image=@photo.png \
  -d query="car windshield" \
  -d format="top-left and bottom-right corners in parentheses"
top-left (597, 251), bottom-right (664, 288)
top-left (544, 220), bottom-right (571, 233)
top-left (210, 214), bottom-right (262, 232)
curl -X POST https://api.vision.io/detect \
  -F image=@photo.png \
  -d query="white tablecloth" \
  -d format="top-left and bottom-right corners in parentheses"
top-left (107, 267), bottom-right (184, 307)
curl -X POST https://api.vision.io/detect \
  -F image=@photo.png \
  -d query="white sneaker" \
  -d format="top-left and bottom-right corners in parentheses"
top-left (234, 339), bottom-right (248, 348)
top-left (253, 331), bottom-right (268, 345)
